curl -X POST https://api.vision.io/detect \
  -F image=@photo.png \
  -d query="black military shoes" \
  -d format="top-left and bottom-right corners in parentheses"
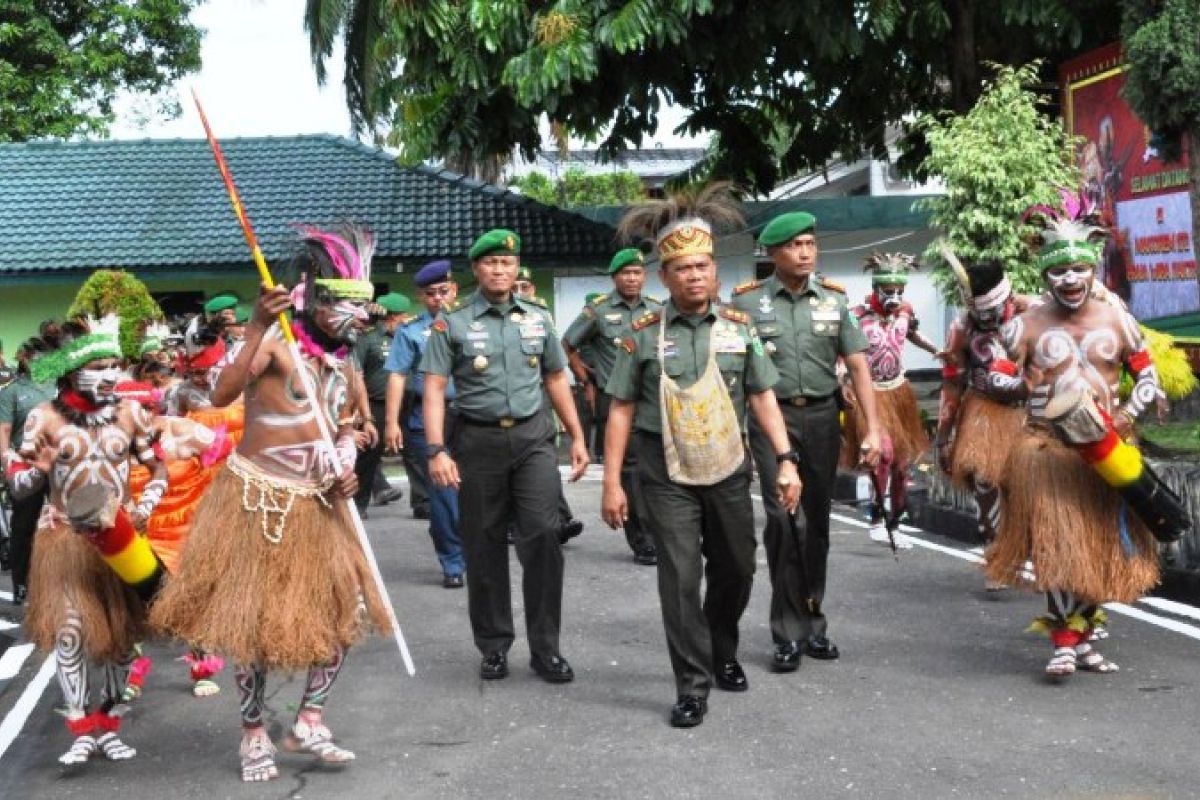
top-left (480, 651), bottom-right (509, 680)
top-left (669, 695), bottom-right (708, 727)
top-left (772, 641), bottom-right (802, 672)
top-left (531, 654), bottom-right (575, 683)
top-left (802, 634), bottom-right (840, 660)
top-left (714, 659), bottom-right (748, 691)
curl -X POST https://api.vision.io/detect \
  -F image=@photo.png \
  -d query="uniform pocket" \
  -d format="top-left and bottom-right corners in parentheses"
top-left (520, 338), bottom-right (545, 355)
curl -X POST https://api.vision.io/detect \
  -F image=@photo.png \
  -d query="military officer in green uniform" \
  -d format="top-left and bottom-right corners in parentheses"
top-left (602, 191), bottom-right (801, 728)
top-left (352, 292), bottom-right (411, 515)
top-left (423, 229), bottom-right (589, 684)
top-left (732, 211), bottom-right (883, 671)
top-left (563, 247), bottom-right (662, 565)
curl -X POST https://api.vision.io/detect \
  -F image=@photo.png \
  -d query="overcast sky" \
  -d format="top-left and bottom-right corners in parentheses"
top-left (109, 0), bottom-right (702, 150)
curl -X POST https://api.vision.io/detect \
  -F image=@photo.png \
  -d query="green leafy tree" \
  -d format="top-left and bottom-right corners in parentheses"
top-left (0, 0), bottom-right (203, 141)
top-left (917, 63), bottom-right (1080, 300)
top-left (512, 167), bottom-right (645, 207)
top-left (68, 270), bottom-right (164, 360)
top-left (304, 0), bottom-right (1118, 191)
top-left (1121, 0), bottom-right (1200, 289)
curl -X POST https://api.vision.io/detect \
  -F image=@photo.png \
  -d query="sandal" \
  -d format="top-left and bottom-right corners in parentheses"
top-left (282, 718), bottom-right (355, 764)
top-left (1075, 643), bottom-right (1119, 674)
top-left (192, 678), bottom-right (221, 697)
top-left (1045, 647), bottom-right (1077, 677)
top-left (59, 735), bottom-right (97, 766)
top-left (1088, 625), bottom-right (1109, 642)
top-left (96, 732), bottom-right (137, 761)
top-left (240, 729), bottom-right (279, 783)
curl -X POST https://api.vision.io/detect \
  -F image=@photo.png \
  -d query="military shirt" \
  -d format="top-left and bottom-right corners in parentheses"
top-left (731, 274), bottom-right (867, 398)
top-left (562, 292), bottom-right (662, 386)
top-left (0, 375), bottom-right (55, 448)
top-left (423, 290), bottom-right (567, 421)
top-left (605, 300), bottom-right (779, 435)
top-left (353, 322), bottom-right (392, 403)
top-left (385, 310), bottom-right (456, 430)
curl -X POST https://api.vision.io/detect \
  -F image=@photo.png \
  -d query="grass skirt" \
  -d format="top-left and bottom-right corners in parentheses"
top-left (25, 519), bottom-right (146, 662)
top-left (947, 391), bottom-right (1026, 490)
top-left (150, 462), bottom-right (389, 670)
top-left (842, 379), bottom-right (929, 466)
top-left (986, 430), bottom-right (1159, 603)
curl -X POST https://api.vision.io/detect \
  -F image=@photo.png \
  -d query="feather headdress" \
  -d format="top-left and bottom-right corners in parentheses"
top-left (292, 222), bottom-right (376, 310)
top-left (616, 182), bottom-right (744, 264)
top-left (862, 251), bottom-right (919, 285)
top-left (1022, 188), bottom-right (1106, 272)
top-left (139, 321), bottom-right (172, 356)
top-left (30, 314), bottom-right (123, 383)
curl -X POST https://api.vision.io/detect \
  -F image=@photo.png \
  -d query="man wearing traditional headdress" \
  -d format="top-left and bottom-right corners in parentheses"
top-left (602, 185), bottom-right (801, 727)
top-left (842, 253), bottom-right (942, 549)
top-left (934, 254), bottom-right (1034, 590)
top-left (4, 315), bottom-right (169, 766)
top-left (152, 224), bottom-right (390, 782)
top-left (988, 193), bottom-right (1187, 678)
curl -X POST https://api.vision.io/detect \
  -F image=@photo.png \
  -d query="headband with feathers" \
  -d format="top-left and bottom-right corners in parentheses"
top-left (616, 182), bottom-right (744, 264)
top-left (1022, 188), bottom-right (1107, 272)
top-left (862, 251), bottom-right (919, 285)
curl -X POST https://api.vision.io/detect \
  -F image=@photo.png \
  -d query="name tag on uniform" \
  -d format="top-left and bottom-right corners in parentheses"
top-left (604, 313), bottom-right (624, 323)
top-left (467, 331), bottom-right (490, 341)
top-left (812, 310), bottom-right (840, 322)
top-left (714, 330), bottom-right (747, 354)
top-left (660, 340), bottom-right (679, 358)
top-left (519, 319), bottom-right (546, 338)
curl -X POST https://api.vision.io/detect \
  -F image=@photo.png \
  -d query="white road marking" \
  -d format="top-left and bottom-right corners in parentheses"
top-left (0, 621), bottom-right (18, 632)
top-left (0, 644), bottom-right (33, 681)
top-left (0, 591), bottom-right (11, 602)
top-left (0, 655), bottom-right (56, 761)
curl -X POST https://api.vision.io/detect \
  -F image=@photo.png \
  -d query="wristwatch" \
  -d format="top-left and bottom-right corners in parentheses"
top-left (426, 444), bottom-right (449, 460)
top-left (775, 450), bottom-right (800, 466)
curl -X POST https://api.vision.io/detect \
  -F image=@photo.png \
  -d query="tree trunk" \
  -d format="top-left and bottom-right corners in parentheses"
top-left (1189, 127), bottom-right (1200, 307)
top-left (948, 0), bottom-right (978, 113)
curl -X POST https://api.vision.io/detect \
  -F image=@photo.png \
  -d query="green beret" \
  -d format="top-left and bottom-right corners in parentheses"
top-left (516, 266), bottom-right (533, 282)
top-left (468, 229), bottom-right (521, 261)
top-left (758, 212), bottom-right (817, 247)
top-left (376, 292), bottom-right (412, 315)
top-left (234, 308), bottom-right (249, 324)
top-left (608, 247), bottom-right (645, 275)
top-left (204, 293), bottom-right (240, 314)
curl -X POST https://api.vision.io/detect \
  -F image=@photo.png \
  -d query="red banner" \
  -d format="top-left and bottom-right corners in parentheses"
top-left (1062, 44), bottom-right (1199, 320)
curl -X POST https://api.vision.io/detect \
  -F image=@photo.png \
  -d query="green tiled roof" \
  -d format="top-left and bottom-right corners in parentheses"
top-left (0, 135), bottom-right (617, 276)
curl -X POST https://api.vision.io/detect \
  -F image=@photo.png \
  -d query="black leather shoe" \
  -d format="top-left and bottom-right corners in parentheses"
top-left (669, 695), bottom-right (708, 728)
top-left (530, 654), bottom-right (574, 683)
top-left (772, 641), bottom-right (802, 673)
top-left (558, 519), bottom-right (584, 544)
top-left (633, 545), bottom-right (658, 566)
top-left (714, 659), bottom-right (748, 692)
top-left (373, 486), bottom-right (404, 506)
top-left (802, 635), bottom-right (840, 660)
top-left (442, 573), bottom-right (464, 589)
top-left (480, 652), bottom-right (508, 680)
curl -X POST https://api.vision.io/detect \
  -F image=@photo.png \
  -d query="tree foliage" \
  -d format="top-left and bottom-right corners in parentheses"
top-left (917, 63), bottom-right (1080, 301)
top-left (0, 0), bottom-right (203, 142)
top-left (305, 0), bottom-right (1118, 190)
top-left (511, 168), bottom-right (645, 207)
top-left (68, 270), bottom-right (164, 360)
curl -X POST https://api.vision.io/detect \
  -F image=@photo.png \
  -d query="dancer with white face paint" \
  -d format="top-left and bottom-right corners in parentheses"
top-left (987, 191), bottom-right (1181, 679)
top-left (4, 315), bottom-right (169, 767)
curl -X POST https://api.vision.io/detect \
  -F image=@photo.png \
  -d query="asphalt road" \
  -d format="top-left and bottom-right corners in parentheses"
top-left (1, 468), bottom-right (1198, 800)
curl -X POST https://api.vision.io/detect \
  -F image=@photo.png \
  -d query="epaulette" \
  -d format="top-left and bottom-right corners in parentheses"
top-left (818, 276), bottom-right (846, 294)
top-left (589, 293), bottom-right (609, 305)
top-left (441, 298), bottom-right (464, 314)
top-left (631, 311), bottom-right (662, 331)
top-left (719, 307), bottom-right (750, 325)
top-left (645, 294), bottom-right (663, 306)
top-left (525, 295), bottom-right (548, 308)
top-left (732, 279), bottom-right (764, 297)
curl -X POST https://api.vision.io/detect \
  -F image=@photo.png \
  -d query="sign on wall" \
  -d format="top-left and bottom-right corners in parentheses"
top-left (1062, 43), bottom-right (1200, 321)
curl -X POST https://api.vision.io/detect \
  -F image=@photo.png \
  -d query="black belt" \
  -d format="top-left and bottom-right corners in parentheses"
top-left (779, 394), bottom-right (834, 407)
top-left (458, 413), bottom-right (537, 429)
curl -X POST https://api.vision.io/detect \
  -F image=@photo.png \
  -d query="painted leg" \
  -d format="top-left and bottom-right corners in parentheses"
top-left (1075, 603), bottom-right (1118, 673)
top-left (282, 647), bottom-right (355, 764)
top-left (55, 607), bottom-right (97, 765)
top-left (237, 665), bottom-right (277, 783)
top-left (886, 458), bottom-right (913, 550)
top-left (94, 656), bottom-right (136, 761)
top-left (1043, 591), bottom-right (1085, 678)
top-left (973, 480), bottom-right (1007, 591)
top-left (868, 461), bottom-right (890, 545)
